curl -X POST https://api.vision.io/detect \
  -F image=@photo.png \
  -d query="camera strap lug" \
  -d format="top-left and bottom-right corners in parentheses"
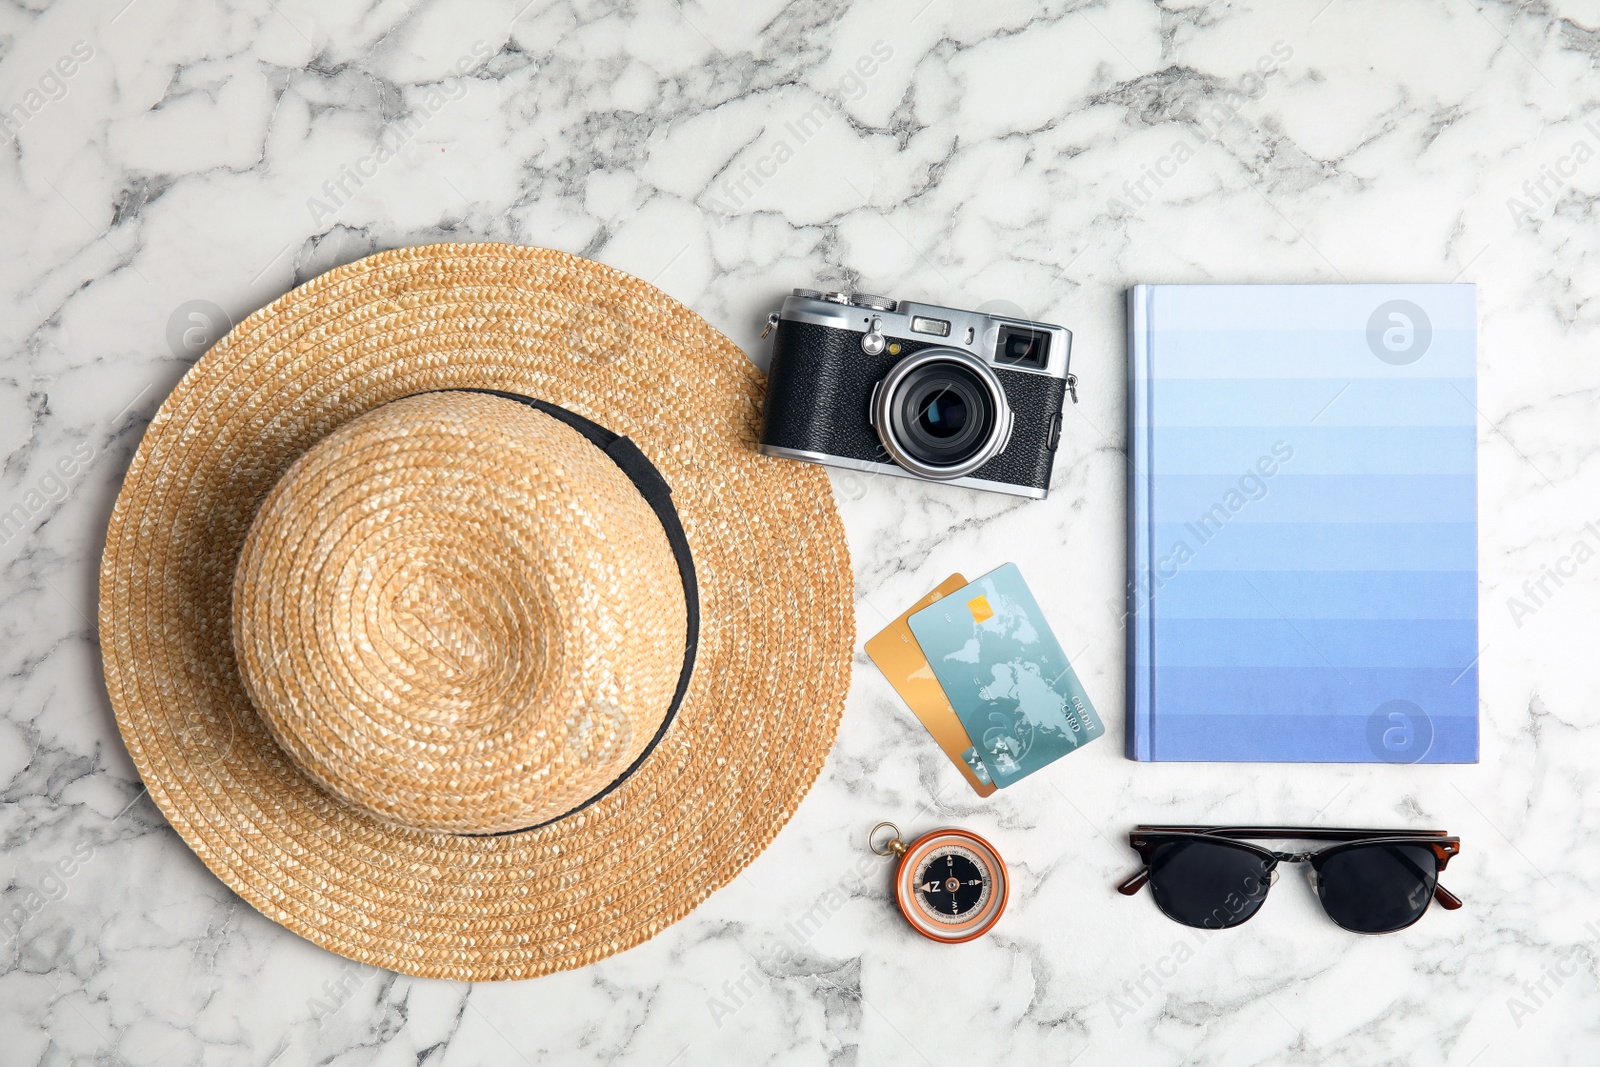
top-left (761, 312), bottom-right (780, 340)
top-left (1066, 373), bottom-right (1079, 404)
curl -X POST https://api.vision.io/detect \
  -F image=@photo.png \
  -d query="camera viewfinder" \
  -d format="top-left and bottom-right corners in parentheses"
top-left (995, 325), bottom-right (1050, 369)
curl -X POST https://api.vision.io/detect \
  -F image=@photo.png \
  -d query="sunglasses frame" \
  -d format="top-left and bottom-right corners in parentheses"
top-left (1116, 825), bottom-right (1462, 931)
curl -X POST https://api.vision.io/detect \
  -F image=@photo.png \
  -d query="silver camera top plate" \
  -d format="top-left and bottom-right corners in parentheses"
top-left (777, 290), bottom-right (1073, 380)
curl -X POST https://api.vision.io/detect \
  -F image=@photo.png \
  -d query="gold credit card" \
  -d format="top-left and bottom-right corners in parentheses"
top-left (865, 574), bottom-right (996, 797)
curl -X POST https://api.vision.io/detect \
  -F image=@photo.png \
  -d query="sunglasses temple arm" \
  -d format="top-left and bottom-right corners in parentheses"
top-left (1116, 868), bottom-right (1150, 896)
top-left (1394, 848), bottom-right (1463, 911)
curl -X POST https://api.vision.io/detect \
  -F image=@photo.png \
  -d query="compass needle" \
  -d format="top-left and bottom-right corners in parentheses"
top-left (874, 823), bottom-right (1009, 944)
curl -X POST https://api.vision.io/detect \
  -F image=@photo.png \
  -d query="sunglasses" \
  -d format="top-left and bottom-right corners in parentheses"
top-left (1116, 826), bottom-right (1462, 934)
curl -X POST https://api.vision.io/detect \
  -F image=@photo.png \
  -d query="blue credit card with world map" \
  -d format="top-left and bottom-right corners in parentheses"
top-left (908, 563), bottom-right (1104, 788)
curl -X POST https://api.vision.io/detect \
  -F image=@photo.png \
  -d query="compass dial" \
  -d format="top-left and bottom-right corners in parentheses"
top-left (893, 828), bottom-right (1007, 943)
top-left (914, 846), bottom-right (990, 922)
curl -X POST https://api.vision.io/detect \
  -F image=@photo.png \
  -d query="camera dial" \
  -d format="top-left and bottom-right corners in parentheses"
top-left (861, 316), bottom-right (887, 356)
top-left (870, 349), bottom-right (1013, 480)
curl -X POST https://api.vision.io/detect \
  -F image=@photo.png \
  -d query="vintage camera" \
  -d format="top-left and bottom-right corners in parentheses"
top-left (759, 289), bottom-right (1075, 498)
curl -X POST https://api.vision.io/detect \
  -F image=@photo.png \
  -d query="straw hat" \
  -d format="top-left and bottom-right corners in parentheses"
top-left (98, 244), bottom-right (854, 980)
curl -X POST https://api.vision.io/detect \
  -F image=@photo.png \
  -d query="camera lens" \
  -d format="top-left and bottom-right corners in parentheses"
top-left (899, 366), bottom-right (988, 460)
top-left (914, 386), bottom-right (968, 439)
top-left (873, 351), bottom-right (1013, 481)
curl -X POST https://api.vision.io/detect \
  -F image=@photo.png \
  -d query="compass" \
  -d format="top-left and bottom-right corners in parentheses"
top-left (870, 822), bottom-right (1008, 943)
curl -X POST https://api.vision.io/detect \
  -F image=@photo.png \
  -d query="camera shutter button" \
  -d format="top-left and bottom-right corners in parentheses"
top-left (861, 317), bottom-right (887, 356)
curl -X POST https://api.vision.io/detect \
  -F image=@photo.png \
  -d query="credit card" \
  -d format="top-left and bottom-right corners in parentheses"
top-left (865, 574), bottom-right (996, 797)
top-left (908, 563), bottom-right (1103, 788)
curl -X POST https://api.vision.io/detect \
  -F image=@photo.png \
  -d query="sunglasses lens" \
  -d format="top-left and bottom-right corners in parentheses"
top-left (1146, 839), bottom-right (1274, 929)
top-left (1314, 843), bottom-right (1438, 933)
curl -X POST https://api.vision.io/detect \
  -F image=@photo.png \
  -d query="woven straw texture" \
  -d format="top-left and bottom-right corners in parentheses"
top-left (233, 392), bottom-right (687, 834)
top-left (98, 243), bottom-right (854, 980)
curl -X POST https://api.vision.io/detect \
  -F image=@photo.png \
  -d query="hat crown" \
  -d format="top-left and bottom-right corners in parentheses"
top-left (231, 392), bottom-right (687, 834)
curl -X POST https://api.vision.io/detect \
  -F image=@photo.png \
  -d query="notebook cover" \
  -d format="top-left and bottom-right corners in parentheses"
top-left (1127, 284), bottom-right (1479, 763)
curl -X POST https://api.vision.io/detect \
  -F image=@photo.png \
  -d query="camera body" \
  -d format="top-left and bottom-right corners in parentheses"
top-left (759, 289), bottom-right (1073, 498)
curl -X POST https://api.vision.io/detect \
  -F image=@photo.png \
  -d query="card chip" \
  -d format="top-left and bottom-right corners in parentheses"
top-left (967, 595), bottom-right (993, 623)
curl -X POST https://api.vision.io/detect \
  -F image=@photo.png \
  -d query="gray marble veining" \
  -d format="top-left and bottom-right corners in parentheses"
top-left (2, 0), bottom-right (1598, 1063)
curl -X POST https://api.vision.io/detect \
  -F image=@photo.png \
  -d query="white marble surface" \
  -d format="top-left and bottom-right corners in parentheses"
top-left (3, 0), bottom-right (1599, 1063)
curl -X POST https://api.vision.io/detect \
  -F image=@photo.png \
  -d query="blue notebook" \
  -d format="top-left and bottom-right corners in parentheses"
top-left (1127, 284), bottom-right (1479, 763)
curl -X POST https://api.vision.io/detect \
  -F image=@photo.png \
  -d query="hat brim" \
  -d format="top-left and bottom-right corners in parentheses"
top-left (98, 244), bottom-right (854, 980)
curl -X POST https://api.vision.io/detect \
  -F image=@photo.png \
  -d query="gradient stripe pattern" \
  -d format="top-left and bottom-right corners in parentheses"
top-left (1127, 284), bottom-right (1479, 762)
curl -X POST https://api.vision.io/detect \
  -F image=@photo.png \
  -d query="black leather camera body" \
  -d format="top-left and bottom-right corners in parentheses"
top-left (760, 289), bottom-right (1073, 499)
